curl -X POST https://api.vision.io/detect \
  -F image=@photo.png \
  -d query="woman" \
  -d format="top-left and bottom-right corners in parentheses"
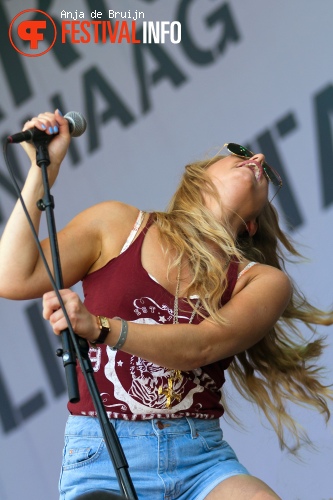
top-left (0, 110), bottom-right (332, 500)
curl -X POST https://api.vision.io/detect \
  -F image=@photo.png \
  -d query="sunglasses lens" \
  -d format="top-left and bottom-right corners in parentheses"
top-left (263, 165), bottom-right (282, 187)
top-left (227, 143), bottom-right (252, 158)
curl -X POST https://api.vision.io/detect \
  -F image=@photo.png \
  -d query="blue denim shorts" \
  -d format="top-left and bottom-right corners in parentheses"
top-left (59, 416), bottom-right (249, 500)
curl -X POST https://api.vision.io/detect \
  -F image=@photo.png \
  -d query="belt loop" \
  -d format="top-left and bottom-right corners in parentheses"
top-left (185, 417), bottom-right (198, 439)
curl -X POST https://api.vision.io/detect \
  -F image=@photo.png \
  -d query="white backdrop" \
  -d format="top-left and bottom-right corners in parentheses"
top-left (0, 1), bottom-right (332, 499)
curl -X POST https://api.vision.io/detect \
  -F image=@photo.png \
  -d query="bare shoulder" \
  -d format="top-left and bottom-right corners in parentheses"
top-left (64, 201), bottom-right (143, 246)
top-left (233, 261), bottom-right (292, 300)
top-left (70, 200), bottom-right (140, 227)
top-left (68, 201), bottom-right (147, 273)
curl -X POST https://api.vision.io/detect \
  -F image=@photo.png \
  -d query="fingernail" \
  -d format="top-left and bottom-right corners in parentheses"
top-left (57, 109), bottom-right (63, 116)
top-left (41, 124), bottom-right (46, 130)
top-left (53, 125), bottom-right (59, 133)
top-left (49, 127), bottom-right (54, 134)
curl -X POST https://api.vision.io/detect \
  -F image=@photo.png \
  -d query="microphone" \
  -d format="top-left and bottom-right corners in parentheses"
top-left (6, 111), bottom-right (87, 144)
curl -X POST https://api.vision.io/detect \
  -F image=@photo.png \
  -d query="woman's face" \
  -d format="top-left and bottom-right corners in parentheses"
top-left (204, 153), bottom-right (269, 235)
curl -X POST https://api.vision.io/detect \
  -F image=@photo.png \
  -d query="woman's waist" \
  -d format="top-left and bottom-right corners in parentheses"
top-left (65, 414), bottom-right (221, 437)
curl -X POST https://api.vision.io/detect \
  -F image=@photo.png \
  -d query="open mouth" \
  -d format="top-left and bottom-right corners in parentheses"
top-left (237, 160), bottom-right (263, 181)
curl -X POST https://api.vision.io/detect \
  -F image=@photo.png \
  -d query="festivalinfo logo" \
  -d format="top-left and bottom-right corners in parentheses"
top-left (9, 9), bottom-right (57, 57)
top-left (9, 8), bottom-right (182, 57)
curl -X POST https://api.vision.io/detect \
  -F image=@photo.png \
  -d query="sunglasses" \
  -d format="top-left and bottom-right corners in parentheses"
top-left (224, 143), bottom-right (283, 188)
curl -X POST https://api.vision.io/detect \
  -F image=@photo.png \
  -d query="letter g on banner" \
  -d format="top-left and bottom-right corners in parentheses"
top-left (9, 9), bottom-right (57, 57)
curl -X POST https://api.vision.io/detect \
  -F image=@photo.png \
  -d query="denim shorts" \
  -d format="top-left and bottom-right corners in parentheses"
top-left (59, 415), bottom-right (249, 500)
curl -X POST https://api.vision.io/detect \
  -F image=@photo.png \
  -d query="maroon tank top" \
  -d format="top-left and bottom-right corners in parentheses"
top-left (68, 214), bottom-right (238, 420)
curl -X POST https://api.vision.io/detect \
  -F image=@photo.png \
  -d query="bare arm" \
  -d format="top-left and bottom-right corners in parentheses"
top-left (0, 110), bottom-right (139, 299)
top-left (42, 264), bottom-right (292, 369)
top-left (0, 110), bottom-right (71, 298)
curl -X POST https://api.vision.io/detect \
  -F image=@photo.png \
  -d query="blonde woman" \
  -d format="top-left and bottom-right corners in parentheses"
top-left (0, 110), bottom-right (331, 500)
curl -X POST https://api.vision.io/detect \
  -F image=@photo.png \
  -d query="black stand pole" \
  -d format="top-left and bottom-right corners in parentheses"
top-left (34, 140), bottom-right (137, 500)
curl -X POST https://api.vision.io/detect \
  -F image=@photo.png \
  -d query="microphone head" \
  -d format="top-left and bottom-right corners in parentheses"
top-left (64, 111), bottom-right (87, 137)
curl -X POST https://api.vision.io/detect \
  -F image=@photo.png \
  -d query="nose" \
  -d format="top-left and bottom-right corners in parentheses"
top-left (250, 153), bottom-right (265, 165)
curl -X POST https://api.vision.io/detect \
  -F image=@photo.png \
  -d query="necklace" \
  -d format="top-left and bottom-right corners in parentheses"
top-left (158, 263), bottom-right (200, 408)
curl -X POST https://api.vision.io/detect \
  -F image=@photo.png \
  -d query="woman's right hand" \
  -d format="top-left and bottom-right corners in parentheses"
top-left (20, 109), bottom-right (71, 186)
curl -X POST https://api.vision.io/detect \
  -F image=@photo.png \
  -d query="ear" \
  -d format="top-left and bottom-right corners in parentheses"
top-left (245, 220), bottom-right (258, 237)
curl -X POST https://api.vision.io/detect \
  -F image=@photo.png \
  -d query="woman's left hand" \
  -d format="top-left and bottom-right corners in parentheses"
top-left (42, 289), bottom-right (98, 342)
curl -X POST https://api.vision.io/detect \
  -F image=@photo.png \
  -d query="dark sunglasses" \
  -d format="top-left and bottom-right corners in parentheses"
top-left (224, 143), bottom-right (283, 187)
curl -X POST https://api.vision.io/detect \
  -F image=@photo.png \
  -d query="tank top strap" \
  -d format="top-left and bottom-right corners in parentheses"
top-left (120, 210), bottom-right (146, 254)
top-left (141, 212), bottom-right (155, 234)
top-left (237, 261), bottom-right (258, 280)
top-left (120, 211), bottom-right (155, 254)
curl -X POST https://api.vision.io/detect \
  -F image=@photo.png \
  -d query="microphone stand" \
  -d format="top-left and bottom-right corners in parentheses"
top-left (34, 138), bottom-right (137, 500)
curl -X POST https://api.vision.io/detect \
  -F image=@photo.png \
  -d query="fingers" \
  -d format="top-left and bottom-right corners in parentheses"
top-left (23, 109), bottom-right (69, 138)
top-left (43, 289), bottom-right (80, 335)
top-left (43, 289), bottom-right (97, 341)
top-left (20, 109), bottom-right (72, 174)
top-left (42, 288), bottom-right (73, 317)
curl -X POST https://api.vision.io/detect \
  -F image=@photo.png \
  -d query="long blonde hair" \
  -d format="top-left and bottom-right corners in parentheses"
top-left (154, 154), bottom-right (333, 452)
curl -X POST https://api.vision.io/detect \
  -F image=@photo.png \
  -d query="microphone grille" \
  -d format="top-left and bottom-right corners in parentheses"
top-left (64, 111), bottom-right (87, 137)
